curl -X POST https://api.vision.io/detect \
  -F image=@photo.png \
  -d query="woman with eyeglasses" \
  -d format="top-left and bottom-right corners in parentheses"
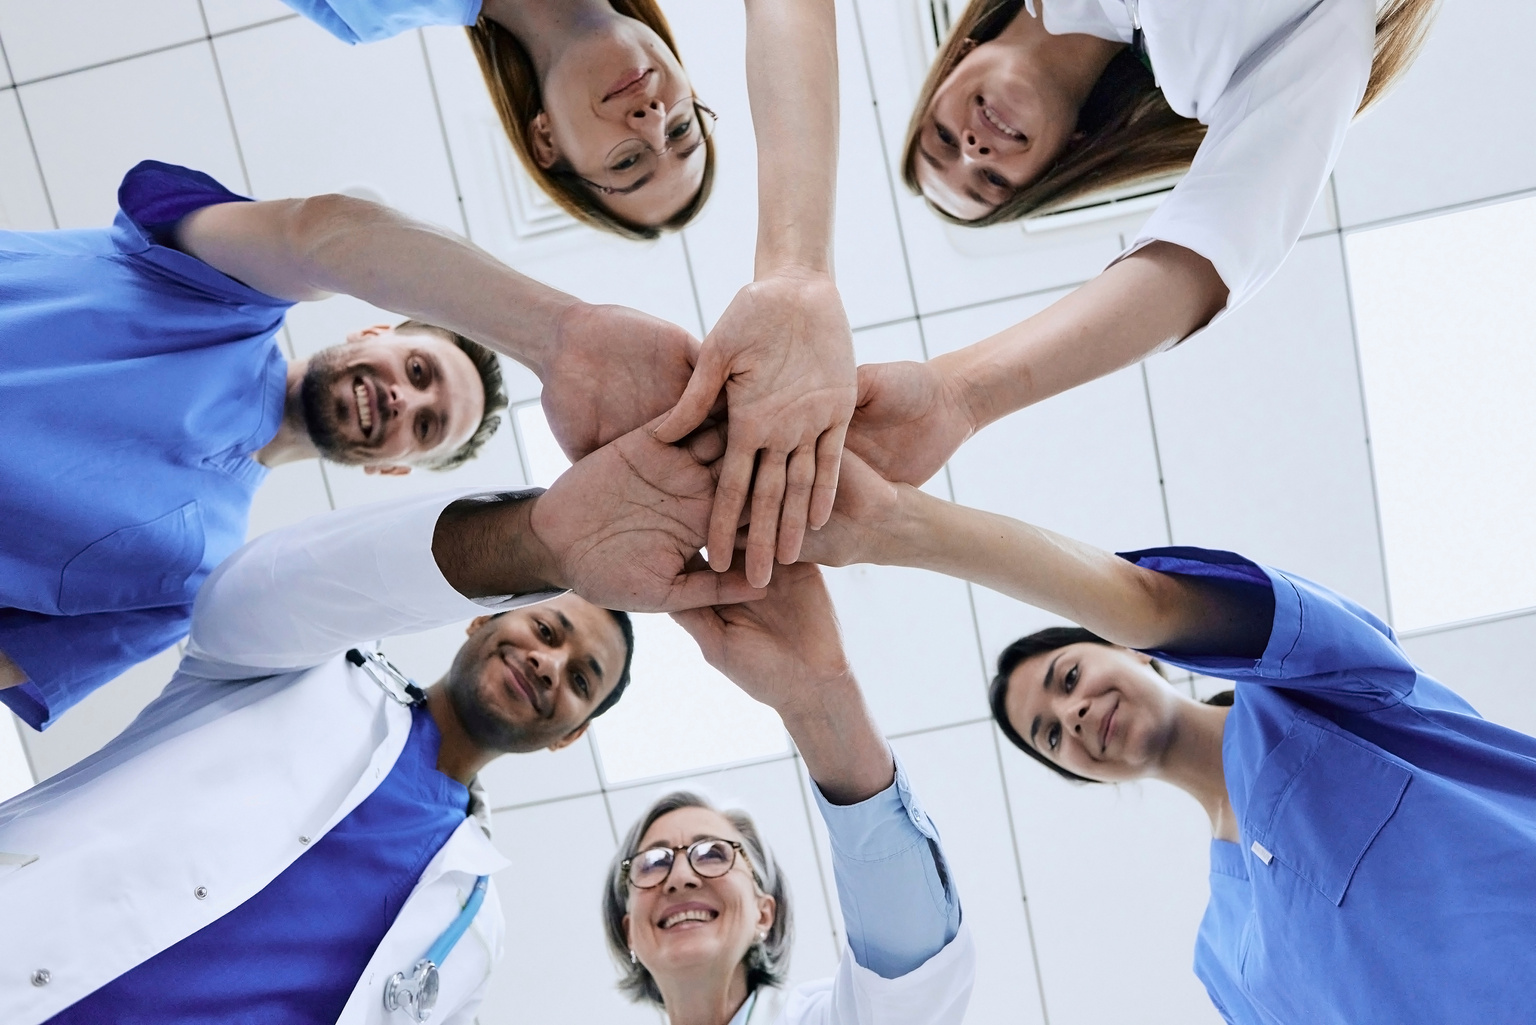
top-left (278, 0), bottom-right (716, 238)
top-left (844, 0), bottom-right (1441, 492)
top-left (794, 453), bottom-right (1536, 1024)
top-left (601, 564), bottom-right (975, 1025)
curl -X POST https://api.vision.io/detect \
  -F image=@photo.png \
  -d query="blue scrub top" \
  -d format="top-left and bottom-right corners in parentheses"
top-left (0, 161), bottom-right (293, 729)
top-left (281, 0), bottom-right (483, 43)
top-left (48, 703), bottom-right (470, 1024)
top-left (1123, 547), bottom-right (1536, 1025)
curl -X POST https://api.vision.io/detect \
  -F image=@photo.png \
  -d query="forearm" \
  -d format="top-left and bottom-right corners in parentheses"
top-left (743, 0), bottom-right (838, 274)
top-left (431, 493), bottom-right (562, 599)
top-left (778, 671), bottom-right (894, 806)
top-left (941, 242), bottom-right (1228, 430)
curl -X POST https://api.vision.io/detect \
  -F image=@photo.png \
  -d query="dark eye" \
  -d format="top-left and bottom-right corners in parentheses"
top-left (1047, 723), bottom-right (1061, 751)
top-left (410, 358), bottom-right (426, 384)
top-left (415, 413), bottom-right (430, 443)
top-left (667, 117), bottom-right (694, 142)
top-left (1064, 666), bottom-right (1078, 693)
top-left (574, 673), bottom-right (589, 698)
top-left (935, 122), bottom-right (957, 147)
top-left (610, 152), bottom-right (642, 172)
top-left (983, 169), bottom-right (1012, 189)
top-left (537, 621), bottom-right (553, 642)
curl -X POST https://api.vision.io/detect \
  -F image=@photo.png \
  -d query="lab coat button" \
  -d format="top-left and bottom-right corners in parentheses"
top-left (31, 969), bottom-right (50, 987)
top-left (299, 835), bottom-right (311, 845)
top-left (194, 885), bottom-right (209, 900)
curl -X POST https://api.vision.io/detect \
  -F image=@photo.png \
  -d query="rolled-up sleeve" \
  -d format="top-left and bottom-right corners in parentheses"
top-left (812, 757), bottom-right (961, 980)
top-left (186, 487), bottom-right (561, 673)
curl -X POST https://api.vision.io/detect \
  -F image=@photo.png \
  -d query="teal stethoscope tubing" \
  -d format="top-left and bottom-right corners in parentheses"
top-left (425, 874), bottom-right (490, 968)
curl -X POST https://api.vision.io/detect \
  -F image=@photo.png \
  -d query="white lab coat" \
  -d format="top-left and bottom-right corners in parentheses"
top-left (1026, 0), bottom-right (1376, 318)
top-left (0, 487), bottom-right (557, 1024)
top-left (727, 925), bottom-right (975, 1025)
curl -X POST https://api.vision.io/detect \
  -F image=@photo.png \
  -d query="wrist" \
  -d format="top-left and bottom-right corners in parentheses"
top-left (516, 493), bottom-right (566, 593)
top-left (521, 293), bottom-right (586, 378)
top-left (932, 347), bottom-right (1005, 434)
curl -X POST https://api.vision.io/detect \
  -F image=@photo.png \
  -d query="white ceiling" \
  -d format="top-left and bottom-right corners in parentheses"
top-left (5, 0), bottom-right (1536, 1022)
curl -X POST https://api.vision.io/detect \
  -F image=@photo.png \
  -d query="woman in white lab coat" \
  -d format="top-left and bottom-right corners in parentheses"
top-left (599, 565), bottom-right (976, 1025)
top-left (845, 0), bottom-right (1442, 491)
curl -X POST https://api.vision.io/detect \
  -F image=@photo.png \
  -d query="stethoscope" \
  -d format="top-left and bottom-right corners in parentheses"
top-left (345, 648), bottom-right (492, 1023)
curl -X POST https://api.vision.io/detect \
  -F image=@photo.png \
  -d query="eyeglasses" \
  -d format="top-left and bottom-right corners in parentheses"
top-left (622, 838), bottom-right (747, 890)
top-left (582, 100), bottom-right (718, 196)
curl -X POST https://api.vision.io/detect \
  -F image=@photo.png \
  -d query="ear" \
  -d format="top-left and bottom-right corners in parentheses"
top-left (345, 323), bottom-right (394, 346)
top-left (528, 112), bottom-right (558, 169)
top-left (548, 720), bottom-right (589, 752)
top-left (755, 893), bottom-right (777, 935)
top-left (363, 464), bottom-right (413, 476)
top-left (621, 912), bottom-right (633, 949)
top-left (466, 615), bottom-right (494, 637)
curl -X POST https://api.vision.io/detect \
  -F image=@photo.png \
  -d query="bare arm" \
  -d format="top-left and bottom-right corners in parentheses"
top-left (799, 453), bottom-right (1268, 658)
top-left (174, 195), bottom-right (575, 373)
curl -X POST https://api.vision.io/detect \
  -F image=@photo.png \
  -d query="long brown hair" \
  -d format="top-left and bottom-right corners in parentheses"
top-left (902, 0), bottom-right (1442, 226)
top-left (467, 0), bottom-right (716, 240)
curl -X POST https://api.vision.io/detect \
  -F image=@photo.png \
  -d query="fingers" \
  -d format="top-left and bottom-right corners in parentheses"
top-left (744, 451), bottom-right (788, 589)
top-left (669, 606), bottom-right (723, 648)
top-left (653, 346), bottom-right (728, 444)
top-left (668, 567), bottom-right (767, 611)
top-left (808, 421), bottom-right (848, 530)
top-left (775, 444), bottom-right (817, 566)
top-left (707, 443), bottom-right (756, 573)
top-left (683, 422), bottom-right (728, 465)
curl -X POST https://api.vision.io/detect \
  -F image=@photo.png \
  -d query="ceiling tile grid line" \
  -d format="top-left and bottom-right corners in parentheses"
top-left (0, 30), bottom-right (57, 230)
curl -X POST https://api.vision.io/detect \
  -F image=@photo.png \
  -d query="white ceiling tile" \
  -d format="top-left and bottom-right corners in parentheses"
top-left (1001, 741), bottom-right (1225, 1025)
top-left (1333, 0), bottom-right (1536, 228)
top-left (0, 49), bottom-right (11, 87)
top-left (0, 0), bottom-right (204, 83)
top-left (1400, 613), bottom-right (1536, 740)
top-left (0, 89), bottom-right (51, 229)
top-left (215, 19), bottom-right (461, 232)
top-left (890, 722), bottom-right (1047, 1025)
top-left (825, 564), bottom-right (988, 736)
top-left (19, 43), bottom-right (244, 228)
top-left (1145, 234), bottom-right (1388, 619)
top-left (479, 733), bottom-right (605, 811)
top-left (417, 26), bottom-right (700, 330)
top-left (851, 316), bottom-right (924, 364)
top-left (201, 0), bottom-right (295, 35)
top-left (1347, 194), bottom-right (1536, 631)
top-left (483, 795), bottom-right (660, 1025)
top-left (244, 460), bottom-right (332, 541)
top-left (605, 757), bottom-right (843, 988)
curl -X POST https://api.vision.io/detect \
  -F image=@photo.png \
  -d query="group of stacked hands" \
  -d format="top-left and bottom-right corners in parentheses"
top-left (5, 0), bottom-right (1536, 1023)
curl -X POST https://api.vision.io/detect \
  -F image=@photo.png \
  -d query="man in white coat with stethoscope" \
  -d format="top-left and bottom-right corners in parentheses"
top-left (0, 418), bottom-right (764, 1025)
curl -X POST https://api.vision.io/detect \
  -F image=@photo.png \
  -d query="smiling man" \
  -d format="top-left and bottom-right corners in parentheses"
top-left (0, 417), bottom-right (764, 1024)
top-left (0, 156), bottom-right (699, 733)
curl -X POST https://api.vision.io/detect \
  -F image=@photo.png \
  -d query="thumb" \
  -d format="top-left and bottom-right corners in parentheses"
top-left (663, 567), bottom-right (767, 611)
top-left (652, 344), bottom-right (730, 444)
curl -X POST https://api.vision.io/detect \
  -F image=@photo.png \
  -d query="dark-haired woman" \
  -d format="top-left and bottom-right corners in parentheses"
top-left (844, 0), bottom-right (1441, 491)
top-left (279, 0), bottom-right (715, 238)
top-left (601, 564), bottom-right (975, 1025)
top-left (798, 454), bottom-right (1536, 1024)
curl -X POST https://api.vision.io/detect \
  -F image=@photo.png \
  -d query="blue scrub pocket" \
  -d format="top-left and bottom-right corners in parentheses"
top-left (1245, 709), bottom-right (1410, 906)
top-left (58, 501), bottom-right (206, 614)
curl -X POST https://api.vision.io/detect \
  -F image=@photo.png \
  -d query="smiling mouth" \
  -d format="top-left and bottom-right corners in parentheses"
top-left (659, 908), bottom-right (718, 929)
top-left (604, 68), bottom-right (651, 101)
top-left (1100, 700), bottom-right (1118, 755)
top-left (981, 103), bottom-right (1025, 141)
top-left (353, 379), bottom-right (373, 438)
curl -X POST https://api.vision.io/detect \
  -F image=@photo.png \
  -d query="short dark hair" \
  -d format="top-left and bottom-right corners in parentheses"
top-left (989, 626), bottom-right (1233, 784)
top-left (395, 320), bottom-right (508, 471)
top-left (590, 609), bottom-right (635, 721)
top-left (603, 791), bottom-right (792, 1006)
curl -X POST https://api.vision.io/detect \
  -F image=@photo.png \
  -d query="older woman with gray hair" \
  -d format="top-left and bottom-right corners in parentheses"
top-left (602, 564), bottom-right (976, 1025)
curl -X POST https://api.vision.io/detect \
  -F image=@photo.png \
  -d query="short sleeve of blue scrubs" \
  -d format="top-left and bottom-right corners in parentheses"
top-left (0, 160), bottom-right (294, 729)
top-left (281, 0), bottom-right (483, 43)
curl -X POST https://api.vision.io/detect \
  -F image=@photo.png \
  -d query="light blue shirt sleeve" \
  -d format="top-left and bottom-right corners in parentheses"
top-left (280, 0), bottom-right (483, 44)
top-left (812, 756), bottom-right (961, 980)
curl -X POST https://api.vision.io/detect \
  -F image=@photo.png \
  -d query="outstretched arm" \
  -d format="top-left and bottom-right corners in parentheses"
top-left (655, 0), bottom-right (856, 587)
top-left (847, 243), bottom-right (1226, 487)
top-left (175, 196), bottom-right (698, 458)
top-left (798, 452), bottom-right (1267, 658)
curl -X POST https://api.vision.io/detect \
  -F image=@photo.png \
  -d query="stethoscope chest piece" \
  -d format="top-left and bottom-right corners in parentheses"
top-left (383, 959), bottom-right (441, 1022)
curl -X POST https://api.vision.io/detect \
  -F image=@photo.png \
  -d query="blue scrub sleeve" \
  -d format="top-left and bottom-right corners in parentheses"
top-left (117, 161), bottom-right (253, 246)
top-left (280, 0), bottom-right (483, 44)
top-left (812, 757), bottom-right (961, 979)
top-left (1120, 546), bottom-right (1419, 707)
top-left (0, 605), bottom-right (190, 730)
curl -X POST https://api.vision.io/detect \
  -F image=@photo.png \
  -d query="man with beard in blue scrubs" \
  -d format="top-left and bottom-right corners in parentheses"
top-left (0, 159), bottom-right (698, 732)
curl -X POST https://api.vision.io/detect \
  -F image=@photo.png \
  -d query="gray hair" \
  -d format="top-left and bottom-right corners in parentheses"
top-left (602, 791), bottom-right (793, 1006)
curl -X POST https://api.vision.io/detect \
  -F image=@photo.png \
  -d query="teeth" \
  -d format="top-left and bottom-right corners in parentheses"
top-left (983, 105), bottom-right (1023, 139)
top-left (354, 382), bottom-right (372, 434)
top-left (661, 909), bottom-right (716, 929)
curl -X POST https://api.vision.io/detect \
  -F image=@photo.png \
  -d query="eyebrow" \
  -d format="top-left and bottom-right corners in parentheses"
top-left (1028, 654), bottom-right (1062, 745)
top-left (605, 171), bottom-right (655, 196)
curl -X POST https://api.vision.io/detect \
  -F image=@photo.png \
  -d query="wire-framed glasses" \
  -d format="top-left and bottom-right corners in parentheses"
top-left (622, 837), bottom-right (746, 889)
top-left (583, 100), bottom-right (718, 195)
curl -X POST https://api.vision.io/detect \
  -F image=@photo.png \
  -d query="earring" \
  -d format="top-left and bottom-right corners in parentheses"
top-left (629, 949), bottom-right (637, 964)
top-left (757, 931), bottom-right (766, 944)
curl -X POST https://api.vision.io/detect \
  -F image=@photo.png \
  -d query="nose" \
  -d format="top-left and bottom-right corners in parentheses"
top-left (1064, 694), bottom-right (1090, 740)
top-left (663, 854), bottom-right (702, 892)
top-left (627, 98), bottom-right (668, 152)
top-left (962, 120), bottom-right (993, 158)
top-left (525, 648), bottom-right (567, 692)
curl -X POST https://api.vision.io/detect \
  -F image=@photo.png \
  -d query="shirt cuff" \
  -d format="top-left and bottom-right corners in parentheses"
top-left (811, 755), bottom-right (940, 859)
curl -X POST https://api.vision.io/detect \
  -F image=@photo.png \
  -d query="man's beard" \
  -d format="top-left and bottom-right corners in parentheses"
top-left (300, 347), bottom-right (370, 465)
top-left (443, 640), bottom-right (545, 755)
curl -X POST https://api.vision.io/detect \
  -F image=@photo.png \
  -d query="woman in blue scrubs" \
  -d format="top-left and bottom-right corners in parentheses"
top-left (796, 455), bottom-right (1536, 1024)
top-left (282, 0), bottom-right (716, 238)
